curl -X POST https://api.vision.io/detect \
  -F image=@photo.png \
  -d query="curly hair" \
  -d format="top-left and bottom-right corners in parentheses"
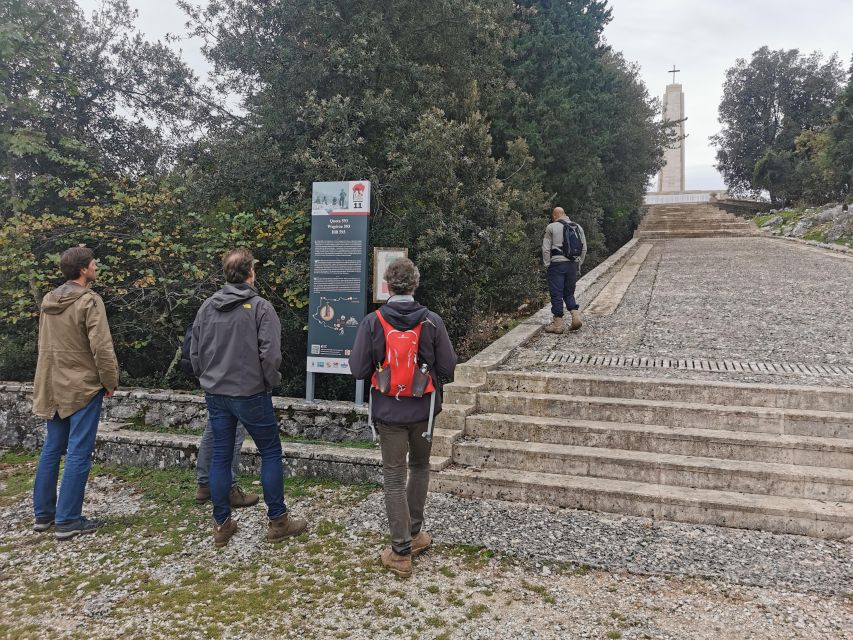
top-left (222, 248), bottom-right (255, 283)
top-left (384, 257), bottom-right (420, 295)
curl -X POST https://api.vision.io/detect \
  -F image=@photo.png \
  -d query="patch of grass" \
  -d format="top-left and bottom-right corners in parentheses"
top-left (447, 543), bottom-right (495, 569)
top-left (610, 610), bottom-right (626, 623)
top-left (778, 208), bottom-right (804, 222)
top-left (425, 584), bottom-right (440, 594)
top-left (606, 631), bottom-right (622, 639)
top-left (753, 213), bottom-right (777, 227)
top-left (425, 615), bottom-right (445, 628)
top-left (0, 455), bottom-right (36, 505)
top-left (0, 450), bottom-right (38, 464)
top-left (0, 623), bottom-right (41, 639)
top-left (803, 226), bottom-right (829, 242)
top-left (446, 593), bottom-right (465, 607)
top-left (521, 580), bottom-right (556, 604)
top-left (438, 566), bottom-right (457, 579)
top-left (465, 603), bottom-right (489, 620)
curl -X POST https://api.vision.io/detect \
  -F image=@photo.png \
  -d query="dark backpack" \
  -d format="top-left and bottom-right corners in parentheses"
top-left (179, 323), bottom-right (196, 379)
top-left (557, 220), bottom-right (583, 260)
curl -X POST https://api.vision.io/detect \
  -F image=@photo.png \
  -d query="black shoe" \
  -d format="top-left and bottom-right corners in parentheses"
top-left (55, 516), bottom-right (104, 540)
top-left (33, 518), bottom-right (54, 532)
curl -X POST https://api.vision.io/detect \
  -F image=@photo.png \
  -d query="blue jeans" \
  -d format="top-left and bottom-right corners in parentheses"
top-left (547, 261), bottom-right (579, 317)
top-left (205, 392), bottom-right (286, 524)
top-left (196, 422), bottom-right (245, 487)
top-left (33, 390), bottom-right (105, 525)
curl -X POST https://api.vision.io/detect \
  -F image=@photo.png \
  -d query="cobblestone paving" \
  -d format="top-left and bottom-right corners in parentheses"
top-left (505, 238), bottom-right (853, 387)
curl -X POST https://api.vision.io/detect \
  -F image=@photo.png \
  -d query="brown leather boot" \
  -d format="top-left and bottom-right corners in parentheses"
top-left (230, 485), bottom-right (259, 509)
top-left (381, 548), bottom-right (413, 578)
top-left (543, 315), bottom-right (564, 333)
top-left (411, 530), bottom-right (432, 557)
top-left (195, 484), bottom-right (210, 504)
top-left (212, 517), bottom-right (237, 548)
top-left (569, 309), bottom-right (583, 331)
top-left (266, 513), bottom-right (307, 543)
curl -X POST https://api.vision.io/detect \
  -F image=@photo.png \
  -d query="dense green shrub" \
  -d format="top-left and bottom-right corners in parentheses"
top-left (1, 0), bottom-right (667, 396)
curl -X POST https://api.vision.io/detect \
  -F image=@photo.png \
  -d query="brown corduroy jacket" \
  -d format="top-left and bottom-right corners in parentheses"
top-left (32, 283), bottom-right (119, 418)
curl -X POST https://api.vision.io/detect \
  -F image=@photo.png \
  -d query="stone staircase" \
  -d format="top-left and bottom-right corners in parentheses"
top-left (635, 203), bottom-right (758, 239)
top-left (430, 371), bottom-right (853, 539)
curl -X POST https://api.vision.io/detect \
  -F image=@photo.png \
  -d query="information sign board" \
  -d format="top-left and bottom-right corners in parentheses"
top-left (306, 181), bottom-right (370, 375)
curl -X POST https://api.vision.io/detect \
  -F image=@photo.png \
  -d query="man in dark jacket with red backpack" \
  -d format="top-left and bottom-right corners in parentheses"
top-left (350, 257), bottom-right (457, 578)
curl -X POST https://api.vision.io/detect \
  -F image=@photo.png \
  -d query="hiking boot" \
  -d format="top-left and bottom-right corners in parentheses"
top-left (266, 513), bottom-right (307, 543)
top-left (411, 530), bottom-right (432, 557)
top-left (569, 309), bottom-right (583, 331)
top-left (33, 517), bottom-right (54, 533)
top-left (213, 516), bottom-right (238, 548)
top-left (55, 516), bottom-right (103, 541)
top-left (543, 315), bottom-right (564, 334)
top-left (380, 548), bottom-right (413, 578)
top-left (195, 484), bottom-right (211, 504)
top-left (230, 485), bottom-right (259, 509)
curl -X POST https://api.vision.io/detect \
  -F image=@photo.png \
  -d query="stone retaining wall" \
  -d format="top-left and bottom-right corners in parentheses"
top-left (0, 382), bottom-right (371, 450)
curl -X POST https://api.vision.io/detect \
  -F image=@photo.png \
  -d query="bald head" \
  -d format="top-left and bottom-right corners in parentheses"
top-left (551, 207), bottom-right (567, 221)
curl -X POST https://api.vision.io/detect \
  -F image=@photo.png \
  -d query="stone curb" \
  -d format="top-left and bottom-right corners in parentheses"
top-left (455, 238), bottom-right (641, 383)
top-left (0, 382), bottom-right (367, 416)
top-left (93, 428), bottom-right (385, 484)
top-left (764, 232), bottom-right (853, 256)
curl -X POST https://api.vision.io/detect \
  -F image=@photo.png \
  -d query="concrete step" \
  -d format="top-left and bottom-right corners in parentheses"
top-left (430, 427), bottom-right (463, 458)
top-left (635, 231), bottom-right (759, 239)
top-left (476, 391), bottom-right (853, 439)
top-left (453, 438), bottom-right (853, 501)
top-left (487, 371), bottom-right (853, 412)
top-left (464, 413), bottom-right (853, 469)
top-left (430, 467), bottom-right (853, 539)
top-left (442, 381), bottom-right (485, 406)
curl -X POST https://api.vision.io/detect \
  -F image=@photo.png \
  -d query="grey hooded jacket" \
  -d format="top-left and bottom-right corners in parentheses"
top-left (190, 283), bottom-right (282, 396)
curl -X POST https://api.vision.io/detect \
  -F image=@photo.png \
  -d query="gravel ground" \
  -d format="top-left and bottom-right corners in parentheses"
top-left (2, 459), bottom-right (851, 640)
top-left (349, 492), bottom-right (853, 597)
top-left (504, 238), bottom-right (853, 388)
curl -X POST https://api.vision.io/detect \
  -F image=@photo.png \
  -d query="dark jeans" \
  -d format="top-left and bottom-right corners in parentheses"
top-left (205, 392), bottom-right (286, 525)
top-left (547, 261), bottom-right (579, 317)
top-left (33, 390), bottom-right (105, 525)
top-left (377, 420), bottom-right (431, 555)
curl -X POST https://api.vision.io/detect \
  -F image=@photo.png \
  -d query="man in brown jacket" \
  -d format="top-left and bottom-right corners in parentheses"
top-left (32, 247), bottom-right (119, 540)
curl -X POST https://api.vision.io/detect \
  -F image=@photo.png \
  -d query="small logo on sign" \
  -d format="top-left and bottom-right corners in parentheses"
top-left (243, 303), bottom-right (252, 309)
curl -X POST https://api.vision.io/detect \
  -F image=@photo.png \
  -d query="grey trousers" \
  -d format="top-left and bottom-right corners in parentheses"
top-left (197, 422), bottom-right (246, 487)
top-left (377, 420), bottom-right (431, 555)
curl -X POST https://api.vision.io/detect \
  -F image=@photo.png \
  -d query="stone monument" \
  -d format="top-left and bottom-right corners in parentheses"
top-left (657, 65), bottom-right (685, 193)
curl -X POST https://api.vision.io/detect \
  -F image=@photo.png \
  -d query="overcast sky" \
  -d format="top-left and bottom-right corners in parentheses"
top-left (79, 0), bottom-right (853, 192)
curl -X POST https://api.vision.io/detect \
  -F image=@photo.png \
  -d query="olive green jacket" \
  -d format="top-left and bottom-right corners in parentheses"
top-left (32, 283), bottom-right (119, 418)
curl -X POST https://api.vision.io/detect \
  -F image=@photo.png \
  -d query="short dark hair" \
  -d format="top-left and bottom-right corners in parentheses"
top-left (384, 257), bottom-right (420, 295)
top-left (60, 247), bottom-right (95, 281)
top-left (222, 248), bottom-right (255, 283)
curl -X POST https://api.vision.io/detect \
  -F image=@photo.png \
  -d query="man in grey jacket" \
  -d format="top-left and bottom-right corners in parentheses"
top-left (542, 206), bottom-right (587, 333)
top-left (191, 248), bottom-right (306, 547)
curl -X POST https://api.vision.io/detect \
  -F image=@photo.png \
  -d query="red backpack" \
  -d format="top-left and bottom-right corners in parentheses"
top-left (368, 309), bottom-right (438, 442)
top-left (371, 310), bottom-right (435, 398)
